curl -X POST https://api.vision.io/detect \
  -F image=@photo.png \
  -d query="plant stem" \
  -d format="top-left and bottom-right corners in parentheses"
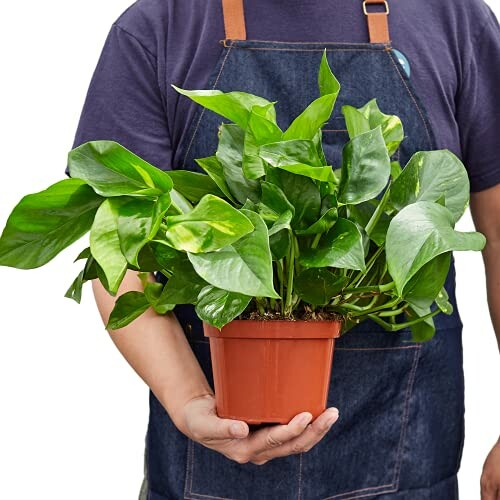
top-left (367, 307), bottom-right (441, 332)
top-left (365, 184), bottom-right (391, 236)
top-left (311, 233), bottom-right (322, 249)
top-left (341, 296), bottom-right (400, 315)
top-left (285, 232), bottom-right (295, 315)
top-left (343, 281), bottom-right (395, 295)
top-left (349, 245), bottom-right (384, 288)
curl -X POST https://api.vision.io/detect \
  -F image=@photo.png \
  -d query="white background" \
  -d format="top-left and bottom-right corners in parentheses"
top-left (0, 1), bottom-right (498, 498)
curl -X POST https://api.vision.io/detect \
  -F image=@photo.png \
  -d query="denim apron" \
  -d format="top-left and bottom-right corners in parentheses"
top-left (141, 1), bottom-right (465, 498)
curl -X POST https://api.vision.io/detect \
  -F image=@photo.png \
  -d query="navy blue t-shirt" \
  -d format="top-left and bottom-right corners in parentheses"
top-left (67, 0), bottom-right (500, 192)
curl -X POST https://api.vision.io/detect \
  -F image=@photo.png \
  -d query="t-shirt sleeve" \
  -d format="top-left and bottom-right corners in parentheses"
top-left (456, 3), bottom-right (500, 192)
top-left (65, 22), bottom-right (172, 177)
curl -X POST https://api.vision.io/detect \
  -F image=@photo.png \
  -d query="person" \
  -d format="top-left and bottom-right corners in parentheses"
top-left (66, 0), bottom-right (500, 498)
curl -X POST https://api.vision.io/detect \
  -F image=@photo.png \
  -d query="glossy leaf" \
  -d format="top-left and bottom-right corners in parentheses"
top-left (243, 104), bottom-right (283, 179)
top-left (390, 151), bottom-right (470, 223)
top-left (188, 210), bottom-right (280, 298)
top-left (300, 218), bottom-right (366, 271)
top-left (166, 170), bottom-right (224, 202)
top-left (216, 124), bottom-right (261, 204)
top-left (171, 84), bottom-right (276, 129)
top-left (358, 99), bottom-right (404, 156)
top-left (403, 252), bottom-right (451, 309)
top-left (195, 285), bottom-right (252, 329)
top-left (117, 193), bottom-right (171, 267)
top-left (386, 201), bottom-right (486, 295)
top-left (90, 198), bottom-right (129, 295)
top-left (68, 141), bottom-right (173, 197)
top-left (267, 168), bottom-right (321, 229)
top-left (164, 194), bottom-right (254, 253)
top-left (296, 195), bottom-right (338, 235)
top-left (195, 156), bottom-right (237, 203)
top-left (337, 127), bottom-right (391, 205)
top-left (0, 179), bottom-right (103, 269)
top-left (154, 260), bottom-right (208, 305)
top-left (283, 51), bottom-right (340, 140)
top-left (106, 291), bottom-right (151, 330)
top-left (295, 269), bottom-right (348, 305)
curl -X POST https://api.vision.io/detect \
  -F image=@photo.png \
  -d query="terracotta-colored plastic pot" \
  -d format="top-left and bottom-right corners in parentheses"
top-left (203, 319), bottom-right (342, 424)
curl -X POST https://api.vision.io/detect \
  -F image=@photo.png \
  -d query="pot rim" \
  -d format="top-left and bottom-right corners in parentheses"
top-left (203, 318), bottom-right (343, 339)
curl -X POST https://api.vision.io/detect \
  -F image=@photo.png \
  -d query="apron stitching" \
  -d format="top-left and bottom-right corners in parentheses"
top-left (227, 46), bottom-right (387, 52)
top-left (184, 439), bottom-right (194, 499)
top-left (227, 39), bottom-right (389, 46)
top-left (322, 483), bottom-right (396, 500)
top-left (182, 44), bottom-right (234, 169)
top-left (336, 346), bottom-right (419, 351)
top-left (298, 452), bottom-right (303, 500)
top-left (392, 344), bottom-right (423, 487)
top-left (384, 50), bottom-right (434, 147)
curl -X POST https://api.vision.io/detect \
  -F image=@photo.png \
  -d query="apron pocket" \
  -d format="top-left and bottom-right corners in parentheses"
top-left (300, 332), bottom-right (422, 500)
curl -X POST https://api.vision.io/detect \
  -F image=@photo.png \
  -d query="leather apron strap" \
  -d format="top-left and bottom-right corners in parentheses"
top-left (221, 0), bottom-right (247, 41)
top-left (363, 0), bottom-right (391, 44)
top-left (221, 0), bottom-right (390, 44)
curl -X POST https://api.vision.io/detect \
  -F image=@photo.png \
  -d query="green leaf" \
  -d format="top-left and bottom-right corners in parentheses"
top-left (435, 286), bottom-right (453, 315)
top-left (0, 178), bottom-right (103, 269)
top-left (347, 200), bottom-right (390, 246)
top-left (386, 201), bottom-right (486, 295)
top-left (65, 254), bottom-right (100, 303)
top-left (166, 170), bottom-right (224, 202)
top-left (68, 141), bottom-right (173, 197)
top-left (389, 150), bottom-right (470, 223)
top-left (195, 156), bottom-right (238, 204)
top-left (188, 210), bottom-right (279, 298)
top-left (216, 124), bottom-right (261, 204)
top-left (117, 194), bottom-right (171, 267)
top-left (337, 127), bottom-right (391, 205)
top-left (299, 218), bottom-right (366, 271)
top-left (266, 168), bottom-right (321, 230)
top-left (144, 281), bottom-right (175, 315)
top-left (295, 194), bottom-right (338, 235)
top-left (318, 49), bottom-right (340, 97)
top-left (259, 139), bottom-right (324, 167)
top-left (261, 182), bottom-right (295, 217)
top-left (402, 252), bottom-right (451, 309)
top-left (295, 269), bottom-right (349, 305)
top-left (106, 291), bottom-right (151, 330)
top-left (259, 137), bottom-right (335, 183)
top-left (283, 51), bottom-right (340, 140)
top-left (195, 285), bottom-right (252, 329)
top-left (341, 106), bottom-right (371, 138)
top-left (65, 269), bottom-right (85, 304)
top-left (155, 260), bottom-right (208, 305)
top-left (171, 84), bottom-right (276, 129)
top-left (357, 99), bottom-right (404, 156)
top-left (164, 194), bottom-right (254, 253)
top-left (148, 240), bottom-right (186, 272)
top-left (90, 198), bottom-right (129, 295)
top-left (243, 104), bottom-right (283, 180)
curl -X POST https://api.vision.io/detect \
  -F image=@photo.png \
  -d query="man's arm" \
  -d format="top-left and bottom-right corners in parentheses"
top-left (469, 183), bottom-right (500, 500)
top-left (470, 184), bottom-right (500, 350)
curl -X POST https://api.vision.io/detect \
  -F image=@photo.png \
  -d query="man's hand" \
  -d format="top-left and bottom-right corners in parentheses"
top-left (179, 394), bottom-right (339, 465)
top-left (481, 438), bottom-right (500, 500)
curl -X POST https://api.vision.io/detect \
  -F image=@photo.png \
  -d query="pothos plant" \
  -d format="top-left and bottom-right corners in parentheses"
top-left (0, 50), bottom-right (486, 341)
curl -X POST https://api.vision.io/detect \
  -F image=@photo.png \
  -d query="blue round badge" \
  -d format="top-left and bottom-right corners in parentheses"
top-left (393, 49), bottom-right (411, 78)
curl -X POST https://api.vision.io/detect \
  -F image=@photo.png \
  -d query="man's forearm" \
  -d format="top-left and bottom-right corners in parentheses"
top-left (483, 240), bottom-right (500, 351)
top-left (91, 270), bottom-right (213, 431)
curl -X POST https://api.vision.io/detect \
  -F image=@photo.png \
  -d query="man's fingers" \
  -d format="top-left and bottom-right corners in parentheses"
top-left (255, 407), bottom-right (339, 461)
top-left (189, 413), bottom-right (250, 443)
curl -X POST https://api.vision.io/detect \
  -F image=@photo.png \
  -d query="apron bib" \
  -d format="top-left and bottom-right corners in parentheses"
top-left (143, 2), bottom-right (464, 498)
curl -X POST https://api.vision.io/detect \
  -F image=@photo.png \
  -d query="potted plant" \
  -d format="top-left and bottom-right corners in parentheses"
top-left (0, 50), bottom-right (486, 424)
